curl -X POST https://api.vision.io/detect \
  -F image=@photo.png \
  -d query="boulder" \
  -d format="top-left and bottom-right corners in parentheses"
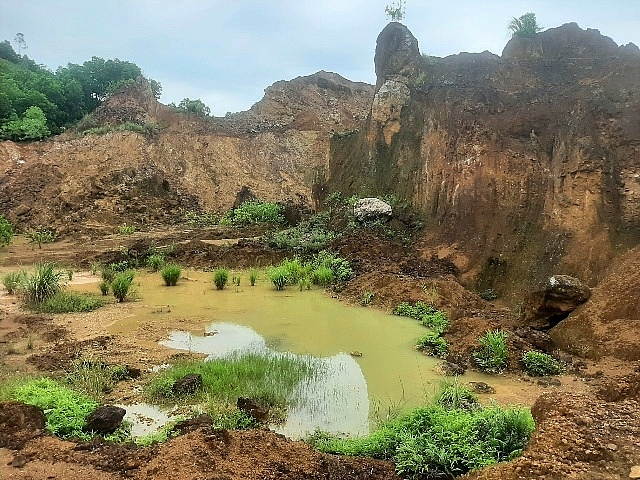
top-left (437, 361), bottom-right (466, 376)
top-left (83, 405), bottom-right (126, 434)
top-left (374, 22), bottom-right (420, 88)
top-left (520, 275), bottom-right (591, 330)
top-left (353, 198), bottom-right (392, 223)
top-left (172, 373), bottom-right (203, 395)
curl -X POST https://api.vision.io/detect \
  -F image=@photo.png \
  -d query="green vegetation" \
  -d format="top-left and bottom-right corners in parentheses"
top-left (0, 39), bottom-right (160, 139)
top-left (83, 121), bottom-right (160, 137)
top-left (20, 262), bottom-right (64, 303)
top-left (213, 268), bottom-right (229, 290)
top-left (393, 301), bottom-right (436, 321)
top-left (473, 330), bottom-right (509, 373)
top-left (146, 253), bottom-right (165, 271)
top-left (12, 377), bottom-right (98, 437)
top-left (65, 357), bottom-right (129, 399)
top-left (416, 332), bottom-right (448, 358)
top-left (219, 201), bottom-right (284, 227)
top-left (249, 268), bottom-right (259, 286)
top-left (508, 12), bottom-right (543, 37)
top-left (28, 291), bottom-right (103, 313)
top-left (0, 215), bottom-right (13, 245)
top-left (98, 280), bottom-right (110, 295)
top-left (385, 0), bottom-right (406, 22)
top-left (111, 271), bottom-right (134, 302)
top-left (266, 265), bottom-right (288, 291)
top-left (145, 352), bottom-right (320, 410)
top-left (118, 223), bottom-right (136, 234)
top-left (161, 264), bottom-right (182, 286)
top-left (3, 269), bottom-right (26, 294)
top-left (434, 380), bottom-right (479, 411)
top-left (263, 212), bottom-right (337, 253)
top-left (361, 291), bottom-right (374, 306)
top-left (310, 390), bottom-right (534, 478)
top-left (521, 351), bottom-right (563, 376)
top-left (184, 210), bottom-right (219, 227)
top-left (265, 252), bottom-right (352, 291)
top-left (168, 98), bottom-right (211, 117)
top-left (28, 229), bottom-right (55, 248)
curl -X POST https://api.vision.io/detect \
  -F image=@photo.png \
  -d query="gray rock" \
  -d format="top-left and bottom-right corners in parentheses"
top-left (353, 198), bottom-right (392, 223)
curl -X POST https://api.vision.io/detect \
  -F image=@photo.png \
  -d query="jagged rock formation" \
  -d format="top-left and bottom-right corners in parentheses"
top-left (327, 22), bottom-right (640, 295)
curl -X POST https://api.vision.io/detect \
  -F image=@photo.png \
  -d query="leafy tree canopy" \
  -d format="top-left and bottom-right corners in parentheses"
top-left (385, 0), bottom-right (406, 22)
top-left (508, 12), bottom-right (543, 37)
top-left (170, 97), bottom-right (211, 116)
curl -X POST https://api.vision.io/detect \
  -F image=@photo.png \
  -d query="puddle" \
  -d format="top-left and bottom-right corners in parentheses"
top-left (116, 402), bottom-right (177, 437)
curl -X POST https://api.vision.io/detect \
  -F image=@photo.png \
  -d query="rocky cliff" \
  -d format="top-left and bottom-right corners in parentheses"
top-left (327, 22), bottom-right (640, 297)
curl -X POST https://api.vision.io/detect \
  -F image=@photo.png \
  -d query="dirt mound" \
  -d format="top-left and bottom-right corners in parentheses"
top-left (0, 401), bottom-right (46, 449)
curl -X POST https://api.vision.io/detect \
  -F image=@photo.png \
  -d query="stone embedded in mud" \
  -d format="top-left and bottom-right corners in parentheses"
top-left (520, 275), bottom-right (591, 330)
top-left (514, 327), bottom-right (555, 352)
top-left (237, 397), bottom-right (269, 423)
top-left (437, 361), bottom-right (466, 376)
top-left (83, 405), bottom-right (126, 434)
top-left (468, 382), bottom-right (496, 394)
top-left (353, 198), bottom-right (392, 223)
top-left (173, 414), bottom-right (214, 434)
top-left (172, 373), bottom-right (203, 395)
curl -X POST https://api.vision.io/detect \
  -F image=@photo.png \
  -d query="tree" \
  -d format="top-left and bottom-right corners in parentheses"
top-left (508, 13), bottom-right (543, 38)
top-left (385, 0), bottom-right (406, 22)
top-left (174, 98), bottom-right (211, 116)
top-left (1, 105), bottom-right (50, 140)
top-left (149, 78), bottom-right (162, 100)
top-left (13, 33), bottom-right (27, 56)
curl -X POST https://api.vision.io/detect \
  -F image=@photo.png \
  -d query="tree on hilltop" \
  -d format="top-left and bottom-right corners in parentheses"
top-left (508, 12), bottom-right (543, 37)
top-left (385, 0), bottom-right (406, 22)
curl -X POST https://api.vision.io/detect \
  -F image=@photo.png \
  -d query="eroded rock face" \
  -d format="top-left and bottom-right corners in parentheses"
top-left (521, 275), bottom-right (591, 330)
top-left (371, 80), bottom-right (410, 144)
top-left (374, 22), bottom-right (420, 88)
top-left (353, 198), bottom-right (392, 222)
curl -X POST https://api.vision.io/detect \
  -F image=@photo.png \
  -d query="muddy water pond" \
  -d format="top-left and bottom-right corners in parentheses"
top-left (76, 270), bottom-right (532, 438)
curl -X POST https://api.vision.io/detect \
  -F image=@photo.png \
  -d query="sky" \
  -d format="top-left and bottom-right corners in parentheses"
top-left (2, 1), bottom-right (639, 116)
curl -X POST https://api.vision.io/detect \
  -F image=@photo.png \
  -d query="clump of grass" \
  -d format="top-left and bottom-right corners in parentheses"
top-left (219, 201), bottom-right (284, 227)
top-left (0, 214), bottom-right (14, 245)
top-left (28, 229), bottom-right (55, 249)
top-left (415, 332), bottom-right (448, 358)
top-left (213, 268), bottom-right (229, 290)
top-left (28, 292), bottom-right (103, 313)
top-left (12, 377), bottom-right (98, 437)
top-left (99, 280), bottom-right (110, 295)
top-left (434, 380), bottom-right (480, 411)
top-left (111, 271), bottom-right (134, 302)
top-left (421, 310), bottom-right (449, 335)
top-left (361, 291), bottom-right (374, 306)
top-left (266, 265), bottom-right (288, 291)
top-left (118, 224), bottom-right (136, 234)
top-left (521, 351), bottom-right (563, 376)
top-left (145, 352), bottom-right (320, 409)
top-left (393, 301), bottom-right (436, 320)
top-left (309, 400), bottom-right (534, 478)
top-left (3, 270), bottom-right (27, 294)
top-left (147, 253), bottom-right (165, 272)
top-left (249, 269), bottom-right (259, 286)
top-left (65, 357), bottom-right (129, 399)
top-left (311, 265), bottom-right (334, 286)
top-left (473, 330), bottom-right (508, 373)
top-left (231, 275), bottom-right (241, 287)
top-left (21, 262), bottom-right (65, 303)
top-left (161, 264), bottom-right (182, 286)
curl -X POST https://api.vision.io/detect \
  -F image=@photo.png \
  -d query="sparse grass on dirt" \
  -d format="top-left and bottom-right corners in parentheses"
top-left (28, 291), bottom-right (104, 313)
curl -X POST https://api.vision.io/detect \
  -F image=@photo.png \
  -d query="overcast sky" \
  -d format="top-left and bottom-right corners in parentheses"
top-left (2, 1), bottom-right (639, 116)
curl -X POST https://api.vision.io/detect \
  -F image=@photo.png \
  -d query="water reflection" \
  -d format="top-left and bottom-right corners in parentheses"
top-left (161, 322), bottom-right (370, 438)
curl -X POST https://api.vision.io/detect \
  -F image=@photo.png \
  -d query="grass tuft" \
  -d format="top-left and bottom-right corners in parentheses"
top-left (161, 264), bottom-right (182, 286)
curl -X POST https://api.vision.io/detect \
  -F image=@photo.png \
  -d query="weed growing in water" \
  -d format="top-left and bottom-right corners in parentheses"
top-left (420, 310), bottom-right (449, 335)
top-left (231, 275), bottom-right (241, 287)
top-left (473, 330), bottom-right (508, 373)
top-left (111, 271), bottom-right (134, 302)
top-left (415, 332), bottom-right (448, 358)
top-left (161, 264), bottom-right (182, 286)
top-left (249, 268), bottom-right (259, 286)
top-left (311, 265), bottom-right (334, 286)
top-left (213, 268), bottom-right (229, 290)
top-left (521, 351), bottom-right (563, 376)
top-left (266, 265), bottom-right (288, 290)
top-left (434, 380), bottom-right (480, 411)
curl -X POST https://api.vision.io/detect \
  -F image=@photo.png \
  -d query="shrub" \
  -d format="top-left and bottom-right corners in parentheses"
top-left (100, 265), bottom-right (116, 283)
top-left (147, 253), bottom-right (165, 271)
top-left (435, 381), bottom-right (480, 411)
top-left (263, 212), bottom-right (337, 253)
top-left (213, 268), bottom-right (229, 290)
top-left (421, 310), bottom-right (449, 335)
top-left (29, 292), bottom-right (103, 313)
top-left (111, 271), bottom-right (134, 302)
top-left (98, 281), bottom-right (110, 295)
top-left (473, 330), bottom-right (508, 373)
top-left (311, 265), bottom-right (334, 286)
top-left (249, 269), bottom-right (259, 286)
top-left (161, 264), bottom-right (182, 286)
top-left (312, 250), bottom-right (353, 282)
top-left (416, 332), bottom-right (448, 358)
top-left (28, 229), bottom-right (55, 249)
top-left (280, 258), bottom-right (309, 285)
top-left (21, 263), bottom-right (65, 303)
top-left (266, 266), bottom-right (288, 291)
top-left (361, 291), bottom-right (374, 306)
top-left (220, 201), bottom-right (284, 226)
top-left (508, 12), bottom-right (543, 37)
top-left (393, 301), bottom-right (437, 320)
top-left (3, 270), bottom-right (27, 294)
top-left (521, 351), bottom-right (563, 376)
top-left (0, 215), bottom-right (14, 245)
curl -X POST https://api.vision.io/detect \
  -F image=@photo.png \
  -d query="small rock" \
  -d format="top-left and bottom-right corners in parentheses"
top-left (83, 405), bottom-right (126, 434)
top-left (606, 443), bottom-right (617, 451)
top-left (14, 204), bottom-right (32, 216)
top-left (469, 381), bottom-right (496, 394)
top-left (350, 351), bottom-right (363, 357)
top-left (537, 377), bottom-right (562, 388)
top-left (438, 361), bottom-right (466, 376)
top-left (9, 454), bottom-right (28, 468)
top-left (237, 397), bottom-right (269, 422)
top-left (630, 465), bottom-right (640, 479)
top-left (172, 373), bottom-right (203, 395)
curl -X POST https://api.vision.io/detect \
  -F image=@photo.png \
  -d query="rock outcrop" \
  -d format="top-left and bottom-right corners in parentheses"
top-left (353, 197), bottom-right (392, 222)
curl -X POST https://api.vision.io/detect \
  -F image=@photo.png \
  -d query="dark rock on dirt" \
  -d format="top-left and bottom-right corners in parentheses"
top-left (237, 397), bottom-right (269, 422)
top-left (537, 378), bottom-right (562, 388)
top-left (468, 382), bottom-right (496, 394)
top-left (172, 373), bottom-right (203, 395)
top-left (438, 361), bottom-right (466, 376)
top-left (233, 186), bottom-right (258, 208)
top-left (83, 405), bottom-right (126, 434)
top-left (514, 327), bottom-right (555, 352)
top-left (0, 401), bottom-right (46, 449)
top-left (520, 275), bottom-right (591, 330)
top-left (173, 414), bottom-right (214, 434)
